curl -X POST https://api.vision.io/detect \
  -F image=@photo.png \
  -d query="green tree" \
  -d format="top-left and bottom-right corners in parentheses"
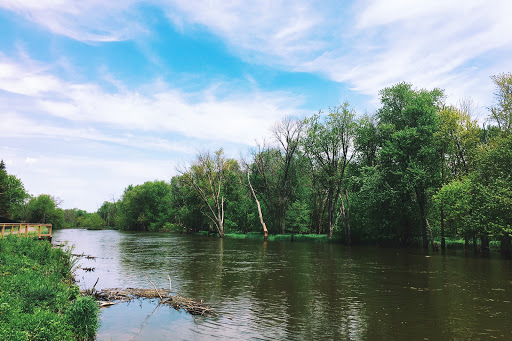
top-left (25, 194), bottom-right (65, 228)
top-left (302, 102), bottom-right (356, 239)
top-left (376, 83), bottom-right (444, 248)
top-left (180, 150), bottom-right (236, 237)
top-left (117, 181), bottom-right (173, 231)
top-left (489, 72), bottom-right (512, 133)
top-left (0, 161), bottom-right (28, 219)
top-left (82, 213), bottom-right (107, 230)
top-left (97, 200), bottom-right (118, 228)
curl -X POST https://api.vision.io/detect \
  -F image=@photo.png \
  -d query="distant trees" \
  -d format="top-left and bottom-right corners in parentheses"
top-left (117, 181), bottom-right (173, 231)
top-left (5, 73), bottom-right (511, 252)
top-left (0, 161), bottom-right (28, 219)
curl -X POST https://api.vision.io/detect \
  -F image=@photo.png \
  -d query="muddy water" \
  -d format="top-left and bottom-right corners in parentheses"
top-left (53, 229), bottom-right (512, 340)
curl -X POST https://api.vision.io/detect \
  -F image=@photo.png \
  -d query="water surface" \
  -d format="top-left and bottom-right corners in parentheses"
top-left (54, 229), bottom-right (512, 340)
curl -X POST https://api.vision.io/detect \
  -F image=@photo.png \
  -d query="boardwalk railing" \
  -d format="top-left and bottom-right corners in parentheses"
top-left (1, 223), bottom-right (52, 239)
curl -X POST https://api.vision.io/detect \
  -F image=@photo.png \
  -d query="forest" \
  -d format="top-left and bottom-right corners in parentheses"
top-left (1, 73), bottom-right (511, 253)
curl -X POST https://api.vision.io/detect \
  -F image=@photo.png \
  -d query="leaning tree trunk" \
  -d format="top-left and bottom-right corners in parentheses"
top-left (248, 172), bottom-right (268, 240)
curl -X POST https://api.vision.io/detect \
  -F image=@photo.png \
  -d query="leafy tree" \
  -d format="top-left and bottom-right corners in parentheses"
top-left (0, 161), bottom-right (28, 219)
top-left (24, 194), bottom-right (65, 228)
top-left (180, 149), bottom-right (236, 237)
top-left (117, 181), bottom-right (173, 231)
top-left (376, 83), bottom-right (444, 248)
top-left (489, 72), bottom-right (512, 133)
top-left (82, 213), bottom-right (107, 230)
top-left (302, 102), bottom-right (356, 239)
top-left (97, 201), bottom-right (118, 228)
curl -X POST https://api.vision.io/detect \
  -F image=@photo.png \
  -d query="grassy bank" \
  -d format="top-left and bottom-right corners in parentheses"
top-left (196, 231), bottom-right (344, 243)
top-left (0, 237), bottom-right (99, 340)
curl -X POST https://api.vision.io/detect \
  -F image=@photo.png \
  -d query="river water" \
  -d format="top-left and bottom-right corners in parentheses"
top-left (53, 229), bottom-right (512, 340)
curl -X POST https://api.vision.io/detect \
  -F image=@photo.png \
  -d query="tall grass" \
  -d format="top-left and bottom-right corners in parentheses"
top-left (0, 237), bottom-right (99, 340)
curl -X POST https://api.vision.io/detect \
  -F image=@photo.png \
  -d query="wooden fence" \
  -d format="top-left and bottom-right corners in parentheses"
top-left (1, 223), bottom-right (52, 240)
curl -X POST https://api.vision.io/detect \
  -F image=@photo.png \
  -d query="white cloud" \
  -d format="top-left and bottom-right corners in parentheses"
top-left (0, 0), bottom-right (143, 41)
top-left (2, 0), bottom-right (510, 107)
top-left (0, 56), bottom-right (302, 211)
top-left (0, 56), bottom-right (301, 146)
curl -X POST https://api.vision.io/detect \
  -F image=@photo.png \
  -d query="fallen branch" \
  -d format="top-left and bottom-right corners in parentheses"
top-left (83, 287), bottom-right (215, 316)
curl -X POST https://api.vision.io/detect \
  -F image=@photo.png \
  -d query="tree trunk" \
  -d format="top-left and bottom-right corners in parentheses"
top-left (500, 236), bottom-right (512, 257)
top-left (415, 188), bottom-right (429, 249)
top-left (481, 235), bottom-right (490, 254)
top-left (345, 189), bottom-right (351, 245)
top-left (473, 234), bottom-right (478, 254)
top-left (248, 172), bottom-right (268, 240)
top-left (426, 219), bottom-right (437, 251)
top-left (440, 206), bottom-right (445, 250)
top-left (327, 187), bottom-right (334, 238)
top-left (280, 195), bottom-right (287, 235)
top-left (441, 145), bottom-right (446, 250)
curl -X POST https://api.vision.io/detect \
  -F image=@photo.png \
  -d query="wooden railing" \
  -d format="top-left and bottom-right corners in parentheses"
top-left (1, 223), bottom-right (52, 239)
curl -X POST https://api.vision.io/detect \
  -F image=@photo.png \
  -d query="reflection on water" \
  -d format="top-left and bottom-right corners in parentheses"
top-left (54, 229), bottom-right (512, 340)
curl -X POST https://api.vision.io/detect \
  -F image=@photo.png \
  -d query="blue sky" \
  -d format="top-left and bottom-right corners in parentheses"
top-left (1, 0), bottom-right (511, 212)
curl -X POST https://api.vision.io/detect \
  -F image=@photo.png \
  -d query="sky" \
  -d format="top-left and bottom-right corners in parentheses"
top-left (1, 0), bottom-right (511, 212)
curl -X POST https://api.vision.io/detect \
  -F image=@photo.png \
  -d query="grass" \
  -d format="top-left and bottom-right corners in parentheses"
top-left (196, 230), bottom-right (343, 243)
top-left (0, 236), bottom-right (99, 340)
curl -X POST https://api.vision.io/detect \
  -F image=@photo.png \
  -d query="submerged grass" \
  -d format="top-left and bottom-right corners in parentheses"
top-left (198, 231), bottom-right (343, 243)
top-left (0, 236), bottom-right (99, 340)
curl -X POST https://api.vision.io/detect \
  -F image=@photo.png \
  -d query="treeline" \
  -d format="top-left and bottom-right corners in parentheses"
top-left (97, 74), bottom-right (512, 253)
top-left (0, 162), bottom-right (102, 229)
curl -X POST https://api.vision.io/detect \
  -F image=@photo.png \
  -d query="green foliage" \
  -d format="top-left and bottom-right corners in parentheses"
top-left (489, 72), bottom-right (512, 132)
top-left (117, 180), bottom-right (173, 231)
top-left (81, 213), bottom-right (106, 230)
top-left (64, 296), bottom-right (99, 340)
top-left (0, 237), bottom-right (99, 340)
top-left (0, 161), bottom-right (29, 219)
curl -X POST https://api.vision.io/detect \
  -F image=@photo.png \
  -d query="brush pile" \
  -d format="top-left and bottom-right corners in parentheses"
top-left (84, 287), bottom-right (215, 316)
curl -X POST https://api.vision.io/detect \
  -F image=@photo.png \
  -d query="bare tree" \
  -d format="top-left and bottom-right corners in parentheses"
top-left (180, 149), bottom-right (231, 237)
top-left (271, 116), bottom-right (305, 234)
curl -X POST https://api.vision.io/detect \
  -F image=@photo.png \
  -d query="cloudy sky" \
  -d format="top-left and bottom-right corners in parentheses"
top-left (1, 0), bottom-right (511, 212)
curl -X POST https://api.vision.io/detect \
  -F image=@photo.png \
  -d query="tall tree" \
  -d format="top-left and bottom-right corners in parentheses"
top-left (271, 116), bottom-right (304, 234)
top-left (181, 149), bottom-right (234, 237)
top-left (303, 102), bottom-right (356, 239)
top-left (489, 72), bottom-right (512, 133)
top-left (377, 83), bottom-right (444, 248)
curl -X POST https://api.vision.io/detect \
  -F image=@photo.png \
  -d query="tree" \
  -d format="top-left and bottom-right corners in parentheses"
top-left (271, 116), bottom-right (304, 234)
top-left (302, 102), bottom-right (356, 239)
top-left (181, 149), bottom-right (234, 237)
top-left (489, 72), bottom-right (512, 133)
top-left (97, 200), bottom-right (118, 228)
top-left (377, 83), bottom-right (444, 248)
top-left (435, 105), bottom-right (480, 249)
top-left (25, 194), bottom-right (65, 228)
top-left (117, 181), bottom-right (173, 231)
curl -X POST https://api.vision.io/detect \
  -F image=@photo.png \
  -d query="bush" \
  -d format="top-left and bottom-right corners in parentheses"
top-left (0, 237), bottom-right (99, 340)
top-left (65, 296), bottom-right (99, 341)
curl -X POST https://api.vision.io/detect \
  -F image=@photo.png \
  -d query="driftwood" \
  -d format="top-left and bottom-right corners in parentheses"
top-left (83, 288), bottom-right (215, 316)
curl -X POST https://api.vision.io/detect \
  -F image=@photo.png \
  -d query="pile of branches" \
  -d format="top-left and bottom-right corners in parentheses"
top-left (84, 287), bottom-right (215, 316)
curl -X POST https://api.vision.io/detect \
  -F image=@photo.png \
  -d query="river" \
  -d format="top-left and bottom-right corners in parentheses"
top-left (53, 229), bottom-right (512, 340)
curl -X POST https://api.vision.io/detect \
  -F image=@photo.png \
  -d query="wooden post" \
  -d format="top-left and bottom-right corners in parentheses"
top-left (1, 224), bottom-right (4, 238)
top-left (38, 225), bottom-right (41, 238)
top-left (25, 224), bottom-right (29, 237)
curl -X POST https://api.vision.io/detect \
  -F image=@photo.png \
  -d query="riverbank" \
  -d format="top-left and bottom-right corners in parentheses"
top-left (0, 236), bottom-right (99, 340)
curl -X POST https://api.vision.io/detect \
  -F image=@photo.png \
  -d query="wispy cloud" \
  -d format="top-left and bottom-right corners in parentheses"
top-left (0, 0), bottom-right (143, 41)
top-left (0, 56), bottom-right (302, 146)
top-left (2, 0), bottom-right (510, 106)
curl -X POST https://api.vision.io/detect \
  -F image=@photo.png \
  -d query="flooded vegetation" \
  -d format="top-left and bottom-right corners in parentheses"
top-left (55, 229), bottom-right (512, 340)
